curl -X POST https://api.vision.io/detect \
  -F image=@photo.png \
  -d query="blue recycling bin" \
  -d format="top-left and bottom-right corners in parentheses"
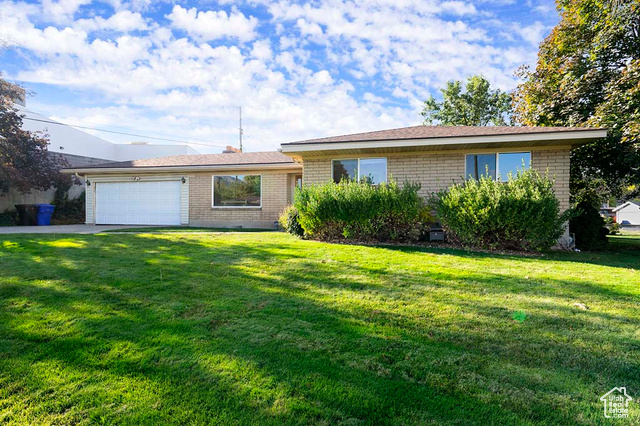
top-left (36, 204), bottom-right (55, 226)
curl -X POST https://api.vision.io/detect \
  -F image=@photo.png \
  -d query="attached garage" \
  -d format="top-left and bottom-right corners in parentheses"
top-left (62, 151), bottom-right (302, 228)
top-left (94, 180), bottom-right (182, 225)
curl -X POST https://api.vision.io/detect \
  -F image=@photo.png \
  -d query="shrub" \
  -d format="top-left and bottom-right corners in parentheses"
top-left (279, 205), bottom-right (304, 237)
top-left (569, 202), bottom-right (609, 250)
top-left (51, 185), bottom-right (85, 225)
top-left (604, 216), bottom-right (621, 235)
top-left (0, 208), bottom-right (18, 226)
top-left (294, 179), bottom-right (423, 242)
top-left (431, 169), bottom-right (568, 251)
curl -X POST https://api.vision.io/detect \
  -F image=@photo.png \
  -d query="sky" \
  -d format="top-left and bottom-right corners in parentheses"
top-left (0, 0), bottom-right (559, 153)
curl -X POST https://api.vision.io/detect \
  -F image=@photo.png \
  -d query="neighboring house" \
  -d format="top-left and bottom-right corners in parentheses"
top-left (1, 105), bottom-right (201, 211)
top-left (64, 125), bottom-right (606, 228)
top-left (599, 203), bottom-right (615, 219)
top-left (613, 201), bottom-right (640, 225)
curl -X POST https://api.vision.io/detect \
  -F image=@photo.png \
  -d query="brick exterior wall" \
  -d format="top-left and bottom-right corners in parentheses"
top-left (388, 153), bottom-right (466, 198)
top-left (188, 171), bottom-right (292, 228)
top-left (300, 147), bottom-right (571, 209)
top-left (531, 148), bottom-right (571, 210)
top-left (302, 158), bottom-right (332, 186)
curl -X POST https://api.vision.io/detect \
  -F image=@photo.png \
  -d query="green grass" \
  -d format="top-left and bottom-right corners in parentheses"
top-left (609, 233), bottom-right (640, 250)
top-left (104, 226), bottom-right (275, 233)
top-left (0, 232), bottom-right (638, 425)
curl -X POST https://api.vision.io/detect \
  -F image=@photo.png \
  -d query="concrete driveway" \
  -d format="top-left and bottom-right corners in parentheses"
top-left (0, 225), bottom-right (150, 234)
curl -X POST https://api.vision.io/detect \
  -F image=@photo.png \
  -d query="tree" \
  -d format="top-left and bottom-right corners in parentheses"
top-left (513, 0), bottom-right (640, 204)
top-left (421, 75), bottom-right (513, 126)
top-left (0, 76), bottom-right (66, 193)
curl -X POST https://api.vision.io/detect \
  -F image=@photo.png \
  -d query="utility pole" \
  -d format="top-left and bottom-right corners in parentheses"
top-left (238, 106), bottom-right (243, 152)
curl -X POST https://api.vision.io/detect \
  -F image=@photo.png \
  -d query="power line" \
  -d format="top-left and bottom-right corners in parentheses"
top-left (22, 116), bottom-right (227, 148)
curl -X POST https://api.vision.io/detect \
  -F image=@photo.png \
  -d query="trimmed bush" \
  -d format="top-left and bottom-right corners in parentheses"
top-left (431, 169), bottom-right (568, 251)
top-left (570, 202), bottom-right (609, 250)
top-left (279, 205), bottom-right (304, 237)
top-left (0, 209), bottom-right (18, 226)
top-left (294, 179), bottom-right (423, 242)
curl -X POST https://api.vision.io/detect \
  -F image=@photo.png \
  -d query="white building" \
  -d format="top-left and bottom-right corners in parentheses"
top-left (613, 201), bottom-right (640, 226)
top-left (1, 106), bottom-right (201, 211)
top-left (19, 107), bottom-right (200, 163)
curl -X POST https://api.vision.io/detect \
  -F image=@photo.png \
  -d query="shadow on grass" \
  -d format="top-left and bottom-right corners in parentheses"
top-left (374, 239), bottom-right (640, 271)
top-left (0, 232), bottom-right (637, 424)
top-left (104, 226), bottom-right (277, 233)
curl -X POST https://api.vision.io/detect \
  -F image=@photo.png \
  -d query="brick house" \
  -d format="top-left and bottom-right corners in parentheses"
top-left (64, 126), bottom-right (606, 228)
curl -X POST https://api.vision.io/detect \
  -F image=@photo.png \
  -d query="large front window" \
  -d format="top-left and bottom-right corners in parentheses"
top-left (466, 152), bottom-right (530, 181)
top-left (498, 152), bottom-right (531, 181)
top-left (332, 158), bottom-right (387, 184)
top-left (212, 175), bottom-right (261, 207)
top-left (465, 154), bottom-right (496, 180)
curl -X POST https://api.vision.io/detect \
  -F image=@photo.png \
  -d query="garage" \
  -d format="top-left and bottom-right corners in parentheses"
top-left (95, 180), bottom-right (182, 225)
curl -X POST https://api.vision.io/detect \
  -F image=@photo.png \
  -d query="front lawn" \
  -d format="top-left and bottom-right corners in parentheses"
top-left (0, 232), bottom-right (638, 424)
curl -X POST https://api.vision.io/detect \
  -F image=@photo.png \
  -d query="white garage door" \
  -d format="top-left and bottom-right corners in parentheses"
top-left (95, 181), bottom-right (182, 225)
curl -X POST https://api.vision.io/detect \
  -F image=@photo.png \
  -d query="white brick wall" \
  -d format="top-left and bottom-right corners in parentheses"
top-left (531, 149), bottom-right (571, 211)
top-left (189, 171), bottom-right (292, 228)
top-left (302, 152), bottom-right (465, 198)
top-left (301, 147), bottom-right (571, 209)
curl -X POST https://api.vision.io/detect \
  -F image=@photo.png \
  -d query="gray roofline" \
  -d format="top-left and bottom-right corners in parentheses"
top-left (280, 129), bottom-right (608, 153)
top-left (281, 128), bottom-right (607, 146)
top-left (62, 161), bottom-right (302, 175)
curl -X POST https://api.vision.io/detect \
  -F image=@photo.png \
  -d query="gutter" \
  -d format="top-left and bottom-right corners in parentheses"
top-left (280, 129), bottom-right (608, 152)
top-left (62, 162), bottom-right (303, 175)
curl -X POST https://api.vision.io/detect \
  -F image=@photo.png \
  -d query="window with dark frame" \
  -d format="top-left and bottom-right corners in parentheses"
top-left (332, 159), bottom-right (358, 183)
top-left (332, 158), bottom-right (387, 184)
top-left (465, 154), bottom-right (496, 180)
top-left (465, 152), bottom-right (530, 181)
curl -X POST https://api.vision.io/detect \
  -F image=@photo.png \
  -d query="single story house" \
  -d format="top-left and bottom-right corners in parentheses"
top-left (613, 201), bottom-right (640, 225)
top-left (64, 125), bottom-right (606, 228)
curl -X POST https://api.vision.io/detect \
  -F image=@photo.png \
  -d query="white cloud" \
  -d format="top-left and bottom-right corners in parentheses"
top-left (250, 39), bottom-right (272, 61)
top-left (439, 1), bottom-right (478, 16)
top-left (166, 5), bottom-right (258, 42)
top-left (516, 21), bottom-right (547, 46)
top-left (75, 10), bottom-right (148, 32)
top-left (40, 0), bottom-right (91, 24)
top-left (0, 0), bottom-right (549, 152)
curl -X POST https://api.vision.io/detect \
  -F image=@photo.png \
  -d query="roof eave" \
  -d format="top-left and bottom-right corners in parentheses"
top-left (280, 129), bottom-right (608, 153)
top-left (612, 201), bottom-right (638, 212)
top-left (62, 162), bottom-right (303, 175)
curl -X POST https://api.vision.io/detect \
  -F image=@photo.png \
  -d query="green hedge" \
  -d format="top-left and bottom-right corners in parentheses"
top-left (570, 201), bottom-right (609, 250)
top-left (279, 205), bottom-right (304, 237)
top-left (51, 186), bottom-right (85, 225)
top-left (0, 209), bottom-right (18, 226)
top-left (431, 170), bottom-right (569, 251)
top-left (294, 179), bottom-right (423, 242)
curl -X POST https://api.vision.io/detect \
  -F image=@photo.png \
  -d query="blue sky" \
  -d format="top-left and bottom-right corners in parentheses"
top-left (0, 0), bottom-right (558, 153)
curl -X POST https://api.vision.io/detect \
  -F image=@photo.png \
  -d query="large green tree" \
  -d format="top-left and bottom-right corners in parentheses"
top-left (0, 76), bottom-right (66, 193)
top-left (421, 75), bottom-right (512, 126)
top-left (513, 0), bottom-right (640, 203)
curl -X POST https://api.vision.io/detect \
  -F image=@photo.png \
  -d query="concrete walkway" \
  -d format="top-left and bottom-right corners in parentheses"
top-left (0, 225), bottom-right (150, 234)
